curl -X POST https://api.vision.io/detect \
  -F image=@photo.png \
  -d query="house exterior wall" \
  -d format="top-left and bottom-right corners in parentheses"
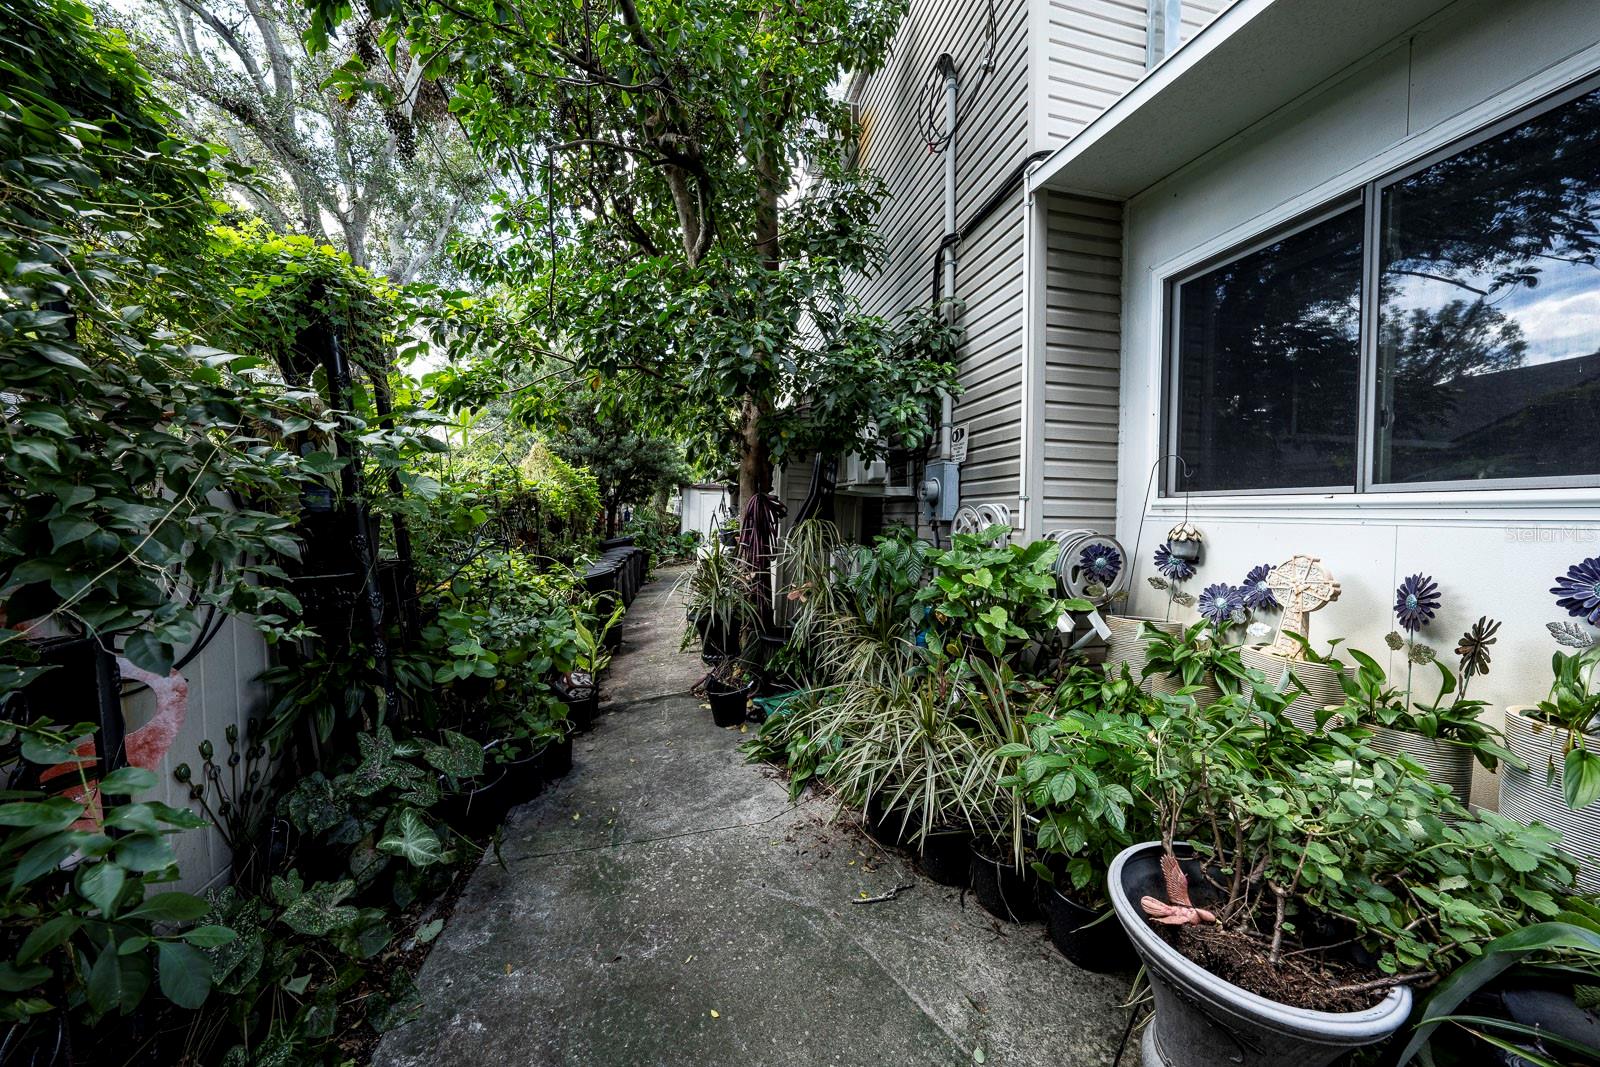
top-left (1039, 192), bottom-right (1123, 533)
top-left (851, 0), bottom-right (1031, 530)
top-left (1115, 0), bottom-right (1600, 806)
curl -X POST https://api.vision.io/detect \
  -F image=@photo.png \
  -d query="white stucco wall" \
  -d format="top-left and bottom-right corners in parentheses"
top-left (1116, 0), bottom-right (1600, 806)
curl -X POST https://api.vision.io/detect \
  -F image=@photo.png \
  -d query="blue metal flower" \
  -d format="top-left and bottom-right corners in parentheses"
top-left (1240, 564), bottom-right (1278, 611)
top-left (1198, 583), bottom-right (1244, 626)
top-left (1079, 543), bottom-right (1123, 584)
top-left (1153, 542), bottom-right (1195, 582)
top-left (1394, 574), bottom-right (1441, 633)
top-left (1552, 556), bottom-right (1600, 628)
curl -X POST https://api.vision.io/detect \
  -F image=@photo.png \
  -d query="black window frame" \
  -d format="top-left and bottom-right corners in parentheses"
top-left (1160, 73), bottom-right (1600, 498)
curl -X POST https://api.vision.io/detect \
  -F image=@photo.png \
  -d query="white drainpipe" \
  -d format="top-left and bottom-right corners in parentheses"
top-left (1018, 162), bottom-right (1046, 539)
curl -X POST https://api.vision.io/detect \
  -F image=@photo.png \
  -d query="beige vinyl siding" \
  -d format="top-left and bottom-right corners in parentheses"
top-left (1039, 0), bottom-right (1239, 146)
top-left (852, 0), bottom-right (1031, 525)
top-left (1041, 192), bottom-right (1121, 530)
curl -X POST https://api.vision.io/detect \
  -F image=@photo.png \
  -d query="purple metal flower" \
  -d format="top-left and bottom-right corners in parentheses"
top-left (1153, 542), bottom-right (1195, 582)
top-left (1079, 543), bottom-right (1123, 584)
top-left (1240, 563), bottom-right (1278, 611)
top-left (1197, 583), bottom-right (1244, 626)
top-left (1552, 556), bottom-right (1600, 627)
top-left (1394, 574), bottom-right (1441, 633)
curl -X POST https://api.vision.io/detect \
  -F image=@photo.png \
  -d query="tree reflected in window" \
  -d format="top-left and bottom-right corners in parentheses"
top-left (1376, 86), bottom-right (1600, 485)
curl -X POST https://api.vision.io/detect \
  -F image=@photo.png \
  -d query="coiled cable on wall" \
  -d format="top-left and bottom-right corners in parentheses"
top-left (912, 0), bottom-right (997, 154)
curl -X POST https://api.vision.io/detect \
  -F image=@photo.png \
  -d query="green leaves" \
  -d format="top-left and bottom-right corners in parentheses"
top-left (376, 808), bottom-right (449, 867)
top-left (1560, 746), bottom-right (1600, 810)
top-left (155, 941), bottom-right (212, 1010)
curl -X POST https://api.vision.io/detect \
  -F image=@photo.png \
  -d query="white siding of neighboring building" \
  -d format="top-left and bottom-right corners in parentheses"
top-left (1115, 0), bottom-right (1600, 806)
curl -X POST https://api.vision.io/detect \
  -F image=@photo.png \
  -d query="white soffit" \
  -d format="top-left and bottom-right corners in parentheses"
top-left (1029, 0), bottom-right (1461, 200)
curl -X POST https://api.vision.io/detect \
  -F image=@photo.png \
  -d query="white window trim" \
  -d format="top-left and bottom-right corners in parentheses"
top-left (1140, 45), bottom-right (1600, 517)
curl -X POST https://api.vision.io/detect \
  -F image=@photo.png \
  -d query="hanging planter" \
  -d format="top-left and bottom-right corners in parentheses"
top-left (1499, 706), bottom-right (1600, 893)
top-left (1109, 843), bottom-right (1412, 1067)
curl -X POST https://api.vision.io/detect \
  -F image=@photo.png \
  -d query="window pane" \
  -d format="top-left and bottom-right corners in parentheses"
top-left (1173, 207), bottom-right (1364, 493)
top-left (1376, 87), bottom-right (1600, 485)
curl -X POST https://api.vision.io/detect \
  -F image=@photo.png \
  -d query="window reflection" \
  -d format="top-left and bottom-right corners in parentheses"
top-left (1377, 87), bottom-right (1600, 485)
top-left (1174, 208), bottom-right (1364, 492)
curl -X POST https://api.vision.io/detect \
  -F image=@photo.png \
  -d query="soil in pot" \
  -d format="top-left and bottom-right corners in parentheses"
top-left (917, 828), bottom-right (971, 887)
top-left (969, 846), bottom-right (1039, 923)
top-left (707, 680), bottom-right (755, 727)
top-left (1040, 883), bottom-right (1135, 973)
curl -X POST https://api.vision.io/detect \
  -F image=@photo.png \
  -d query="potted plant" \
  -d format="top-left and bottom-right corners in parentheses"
top-left (705, 659), bottom-right (757, 727)
top-left (680, 537), bottom-right (758, 662)
top-left (962, 660), bottom-right (1037, 922)
top-left (1107, 541), bottom-right (1195, 685)
top-left (1112, 681), bottom-right (1574, 1067)
top-left (914, 524), bottom-right (1090, 666)
top-left (1501, 554), bottom-right (1600, 891)
top-left (996, 665), bottom-right (1151, 969)
top-left (1139, 620), bottom-right (1249, 706)
top-left (1338, 633), bottom-right (1518, 809)
top-left (1242, 631), bottom-right (1352, 734)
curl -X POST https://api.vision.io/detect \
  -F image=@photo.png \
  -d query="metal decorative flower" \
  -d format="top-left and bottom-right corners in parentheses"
top-left (1197, 583), bottom-right (1244, 627)
top-left (1153, 542), bottom-right (1195, 582)
top-left (1551, 556), bottom-right (1600, 628)
top-left (1455, 616), bottom-right (1501, 679)
top-left (1078, 543), bottom-right (1123, 585)
top-left (1240, 563), bottom-right (1278, 611)
top-left (1393, 574), bottom-right (1441, 633)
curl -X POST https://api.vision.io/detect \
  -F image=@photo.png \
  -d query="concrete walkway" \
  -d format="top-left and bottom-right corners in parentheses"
top-left (375, 569), bottom-right (1131, 1067)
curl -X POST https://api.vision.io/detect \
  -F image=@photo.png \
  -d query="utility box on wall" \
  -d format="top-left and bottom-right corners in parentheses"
top-left (920, 460), bottom-right (960, 523)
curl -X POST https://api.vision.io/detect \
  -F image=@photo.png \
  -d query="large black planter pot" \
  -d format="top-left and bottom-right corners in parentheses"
top-left (863, 793), bottom-right (915, 849)
top-left (440, 764), bottom-right (516, 835)
top-left (707, 680), bottom-right (755, 727)
top-left (1109, 842), bottom-right (1412, 1067)
top-left (697, 615), bottom-right (740, 663)
top-left (542, 735), bottom-right (573, 779)
top-left (1040, 884), bottom-right (1135, 973)
top-left (917, 828), bottom-right (971, 887)
top-left (970, 846), bottom-right (1039, 923)
top-left (554, 677), bottom-right (600, 729)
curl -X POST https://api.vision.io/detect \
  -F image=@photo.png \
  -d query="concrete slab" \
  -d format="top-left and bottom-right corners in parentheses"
top-left (375, 569), bottom-right (1131, 1067)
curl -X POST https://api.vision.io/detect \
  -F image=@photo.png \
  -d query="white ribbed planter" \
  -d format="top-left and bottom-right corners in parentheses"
top-left (1367, 725), bottom-right (1475, 809)
top-left (1105, 616), bottom-right (1181, 694)
top-left (1241, 648), bottom-right (1352, 734)
top-left (1499, 705), bottom-right (1600, 893)
top-left (1148, 669), bottom-right (1222, 708)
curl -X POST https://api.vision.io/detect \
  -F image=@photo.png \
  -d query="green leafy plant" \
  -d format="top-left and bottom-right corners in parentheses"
top-left (679, 537), bottom-right (760, 653)
top-left (1140, 620), bottom-right (1251, 695)
top-left (1536, 640), bottom-right (1600, 810)
top-left (0, 719), bottom-right (233, 1029)
top-left (916, 526), bottom-right (1090, 659)
top-left (1338, 650), bottom-right (1520, 772)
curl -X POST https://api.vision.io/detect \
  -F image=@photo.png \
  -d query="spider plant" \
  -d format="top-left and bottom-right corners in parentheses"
top-left (677, 536), bottom-right (760, 653)
top-left (822, 670), bottom-right (999, 849)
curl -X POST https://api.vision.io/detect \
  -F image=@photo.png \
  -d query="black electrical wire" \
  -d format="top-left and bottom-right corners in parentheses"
top-left (912, 0), bottom-right (998, 154)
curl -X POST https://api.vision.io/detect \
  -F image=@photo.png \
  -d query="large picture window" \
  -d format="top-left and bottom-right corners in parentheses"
top-left (1166, 79), bottom-right (1600, 495)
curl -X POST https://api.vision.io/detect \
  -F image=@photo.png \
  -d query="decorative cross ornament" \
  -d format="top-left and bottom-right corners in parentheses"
top-left (1266, 554), bottom-right (1341, 659)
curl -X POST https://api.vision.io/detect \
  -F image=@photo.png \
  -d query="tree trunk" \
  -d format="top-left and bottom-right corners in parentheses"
top-left (737, 395), bottom-right (771, 506)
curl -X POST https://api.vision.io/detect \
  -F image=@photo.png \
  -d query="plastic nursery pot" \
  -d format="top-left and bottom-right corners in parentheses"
top-left (707, 679), bottom-right (756, 727)
top-left (697, 616), bottom-right (740, 663)
top-left (863, 792), bottom-right (916, 849)
top-left (917, 827), bottom-right (971, 887)
top-left (1109, 842), bottom-right (1412, 1067)
top-left (542, 734), bottom-right (574, 779)
top-left (440, 763), bottom-right (516, 835)
top-left (969, 845), bottom-right (1039, 923)
top-left (555, 677), bottom-right (600, 730)
top-left (1040, 883), bottom-right (1136, 973)
top-left (1500, 705), bottom-right (1600, 893)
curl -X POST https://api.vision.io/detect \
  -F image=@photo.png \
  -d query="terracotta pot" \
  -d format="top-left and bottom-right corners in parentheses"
top-left (1241, 648), bottom-right (1352, 734)
top-left (1499, 705), bottom-right (1600, 892)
